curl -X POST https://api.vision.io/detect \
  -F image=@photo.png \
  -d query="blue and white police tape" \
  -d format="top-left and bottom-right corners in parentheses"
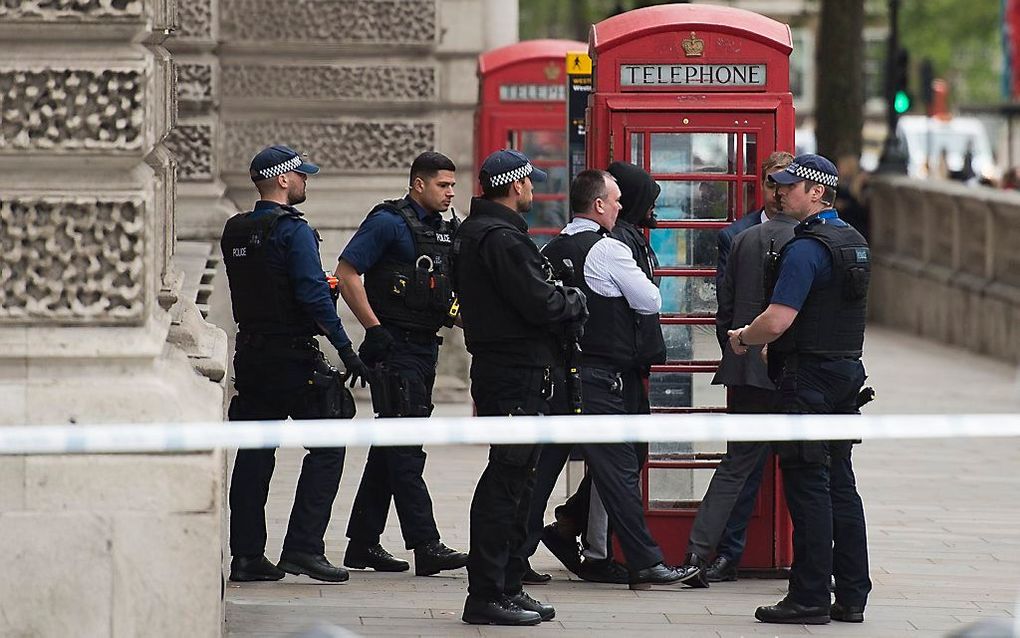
top-left (1, 412), bottom-right (1019, 455)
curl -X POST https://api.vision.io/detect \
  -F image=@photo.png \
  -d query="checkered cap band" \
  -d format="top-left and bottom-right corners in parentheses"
top-left (258, 155), bottom-right (302, 180)
top-left (488, 162), bottom-right (534, 187)
top-left (788, 162), bottom-right (839, 188)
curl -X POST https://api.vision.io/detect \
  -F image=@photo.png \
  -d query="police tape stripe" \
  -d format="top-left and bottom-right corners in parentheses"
top-left (1, 413), bottom-right (1019, 455)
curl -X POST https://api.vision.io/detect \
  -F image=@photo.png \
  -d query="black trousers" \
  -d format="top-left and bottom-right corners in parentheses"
top-left (523, 366), bottom-right (663, 570)
top-left (228, 342), bottom-right (345, 558)
top-left (686, 385), bottom-right (776, 562)
top-left (779, 357), bottom-right (872, 609)
top-left (466, 361), bottom-right (546, 600)
top-left (346, 329), bottom-right (441, 550)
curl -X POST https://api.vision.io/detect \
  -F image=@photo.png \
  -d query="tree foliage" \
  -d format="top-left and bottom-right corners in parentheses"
top-left (898, 0), bottom-right (1001, 105)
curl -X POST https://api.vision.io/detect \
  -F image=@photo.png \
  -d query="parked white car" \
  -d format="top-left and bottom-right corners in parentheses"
top-left (896, 115), bottom-right (1000, 182)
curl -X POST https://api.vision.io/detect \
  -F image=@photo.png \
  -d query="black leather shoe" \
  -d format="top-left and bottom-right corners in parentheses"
top-left (229, 554), bottom-right (285, 582)
top-left (522, 562), bottom-right (552, 584)
top-left (706, 555), bottom-right (739, 582)
top-left (541, 523), bottom-right (581, 575)
top-left (578, 558), bottom-right (629, 584)
top-left (343, 542), bottom-right (409, 572)
top-left (414, 540), bottom-right (469, 576)
top-left (680, 552), bottom-right (710, 588)
top-left (277, 550), bottom-right (349, 583)
top-left (508, 592), bottom-right (555, 621)
top-left (755, 597), bottom-right (830, 624)
top-left (831, 602), bottom-right (865, 623)
top-left (462, 595), bottom-right (542, 626)
top-left (629, 561), bottom-right (704, 590)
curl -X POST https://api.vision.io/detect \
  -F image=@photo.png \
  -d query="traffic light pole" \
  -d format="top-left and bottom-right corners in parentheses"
top-left (877, 0), bottom-right (909, 174)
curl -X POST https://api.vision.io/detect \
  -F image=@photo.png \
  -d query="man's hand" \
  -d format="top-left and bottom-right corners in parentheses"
top-left (338, 345), bottom-right (370, 388)
top-left (727, 326), bottom-right (749, 356)
top-left (359, 325), bottom-right (395, 368)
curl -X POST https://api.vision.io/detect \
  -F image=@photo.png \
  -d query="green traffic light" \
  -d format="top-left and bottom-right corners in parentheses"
top-left (894, 90), bottom-right (911, 114)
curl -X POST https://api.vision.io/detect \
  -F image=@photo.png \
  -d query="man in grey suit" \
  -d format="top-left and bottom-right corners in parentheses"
top-left (681, 152), bottom-right (795, 584)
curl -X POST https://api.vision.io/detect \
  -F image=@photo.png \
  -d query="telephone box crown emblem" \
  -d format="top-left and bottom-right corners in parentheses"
top-left (544, 62), bottom-right (561, 81)
top-left (681, 32), bottom-right (705, 57)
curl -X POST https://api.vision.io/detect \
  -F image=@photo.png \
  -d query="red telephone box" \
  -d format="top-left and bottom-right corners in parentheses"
top-left (475, 39), bottom-right (585, 243)
top-left (588, 5), bottom-right (795, 571)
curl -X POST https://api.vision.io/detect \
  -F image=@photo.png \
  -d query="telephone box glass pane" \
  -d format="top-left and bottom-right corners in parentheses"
top-left (533, 164), bottom-right (569, 196)
top-left (650, 227), bottom-right (718, 269)
top-left (631, 133), bottom-right (645, 168)
top-left (659, 276), bottom-right (717, 316)
top-left (526, 199), bottom-right (567, 230)
top-left (662, 323), bottom-right (720, 363)
top-left (744, 133), bottom-right (758, 175)
top-left (655, 181), bottom-right (733, 220)
top-left (647, 371), bottom-right (726, 408)
top-left (646, 454), bottom-right (726, 510)
top-left (742, 182), bottom-right (758, 215)
top-left (517, 130), bottom-right (567, 162)
top-left (650, 133), bottom-right (736, 174)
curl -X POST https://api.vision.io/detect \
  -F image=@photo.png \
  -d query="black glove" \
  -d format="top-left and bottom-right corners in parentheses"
top-left (338, 345), bottom-right (369, 388)
top-left (359, 325), bottom-right (395, 368)
top-left (562, 286), bottom-right (588, 341)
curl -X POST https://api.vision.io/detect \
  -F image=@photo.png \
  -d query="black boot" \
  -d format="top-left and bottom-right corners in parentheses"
top-left (706, 555), bottom-right (739, 582)
top-left (521, 560), bottom-right (552, 584)
top-left (229, 555), bottom-right (285, 582)
top-left (830, 602), bottom-right (865, 623)
top-left (629, 561), bottom-right (704, 590)
top-left (578, 558), bottom-right (629, 584)
top-left (343, 542), bottom-right (409, 572)
top-left (755, 597), bottom-right (830, 624)
top-left (414, 540), bottom-right (469, 576)
top-left (507, 592), bottom-right (555, 621)
top-left (680, 552), bottom-right (710, 588)
top-left (540, 523), bottom-right (581, 575)
top-left (462, 595), bottom-right (542, 626)
top-left (277, 550), bottom-right (349, 583)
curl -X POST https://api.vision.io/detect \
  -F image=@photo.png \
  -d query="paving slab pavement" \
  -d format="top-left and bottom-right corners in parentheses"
top-left (225, 326), bottom-right (1020, 637)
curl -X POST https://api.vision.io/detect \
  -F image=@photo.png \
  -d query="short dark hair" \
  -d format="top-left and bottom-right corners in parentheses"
top-left (570, 169), bottom-right (611, 214)
top-left (481, 181), bottom-right (511, 199)
top-left (800, 181), bottom-right (838, 207)
top-left (409, 151), bottom-right (456, 186)
top-left (762, 150), bottom-right (794, 177)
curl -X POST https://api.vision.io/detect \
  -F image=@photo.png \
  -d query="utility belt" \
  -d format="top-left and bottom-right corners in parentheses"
top-left (384, 325), bottom-right (443, 346)
top-left (236, 333), bottom-right (320, 359)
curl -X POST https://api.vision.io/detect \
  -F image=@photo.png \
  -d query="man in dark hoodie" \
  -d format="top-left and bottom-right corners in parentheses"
top-left (529, 163), bottom-right (675, 585)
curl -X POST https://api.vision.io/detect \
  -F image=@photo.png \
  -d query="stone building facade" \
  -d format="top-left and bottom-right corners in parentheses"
top-left (0, 1), bottom-right (515, 635)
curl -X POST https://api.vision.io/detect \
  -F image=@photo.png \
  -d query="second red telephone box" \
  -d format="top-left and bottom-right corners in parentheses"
top-left (588, 4), bottom-right (796, 571)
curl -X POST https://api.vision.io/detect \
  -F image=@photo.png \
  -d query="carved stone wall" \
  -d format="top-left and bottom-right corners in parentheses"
top-left (0, 1), bottom-right (143, 20)
top-left (221, 64), bottom-right (437, 102)
top-left (166, 123), bottom-right (213, 181)
top-left (0, 197), bottom-right (145, 322)
top-left (223, 120), bottom-right (436, 173)
top-left (219, 0), bottom-right (436, 44)
top-left (176, 63), bottom-right (214, 105)
top-left (0, 67), bottom-right (145, 151)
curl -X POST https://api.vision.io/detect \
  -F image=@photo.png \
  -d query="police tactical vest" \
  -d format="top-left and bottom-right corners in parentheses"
top-left (221, 206), bottom-right (317, 336)
top-left (776, 216), bottom-right (870, 358)
top-left (363, 198), bottom-right (459, 334)
top-left (611, 220), bottom-right (667, 367)
top-left (451, 198), bottom-right (558, 366)
top-left (542, 229), bottom-right (639, 369)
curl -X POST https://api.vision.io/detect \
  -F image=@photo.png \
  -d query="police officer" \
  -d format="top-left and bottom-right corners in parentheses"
top-left (334, 151), bottom-right (468, 577)
top-left (454, 149), bottom-right (587, 626)
top-left (728, 154), bottom-right (872, 624)
top-left (222, 145), bottom-right (368, 584)
top-left (534, 169), bottom-right (698, 590)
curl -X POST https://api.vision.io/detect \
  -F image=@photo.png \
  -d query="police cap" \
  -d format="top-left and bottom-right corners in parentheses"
top-left (249, 145), bottom-right (320, 182)
top-left (478, 149), bottom-right (548, 189)
top-left (768, 153), bottom-right (839, 188)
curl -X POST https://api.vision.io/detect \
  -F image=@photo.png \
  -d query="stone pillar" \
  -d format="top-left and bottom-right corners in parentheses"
top-left (0, 2), bottom-right (225, 636)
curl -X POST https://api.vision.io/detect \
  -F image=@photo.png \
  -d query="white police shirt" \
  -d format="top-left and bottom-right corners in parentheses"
top-left (559, 217), bottom-right (661, 315)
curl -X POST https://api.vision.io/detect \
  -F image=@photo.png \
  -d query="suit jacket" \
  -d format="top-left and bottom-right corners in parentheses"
top-left (712, 214), bottom-right (798, 389)
top-left (715, 209), bottom-right (763, 293)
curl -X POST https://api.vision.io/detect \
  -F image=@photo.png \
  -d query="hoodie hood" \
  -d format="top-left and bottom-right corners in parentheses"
top-left (607, 161), bottom-right (660, 226)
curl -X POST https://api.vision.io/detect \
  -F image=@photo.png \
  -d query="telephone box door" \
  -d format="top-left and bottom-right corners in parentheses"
top-left (611, 109), bottom-right (791, 570)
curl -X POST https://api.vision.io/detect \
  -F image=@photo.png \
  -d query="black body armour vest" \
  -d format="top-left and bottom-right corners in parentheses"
top-left (774, 217), bottom-right (871, 358)
top-left (542, 229), bottom-right (639, 369)
top-left (220, 207), bottom-right (317, 336)
top-left (363, 199), bottom-right (459, 334)
top-left (612, 220), bottom-right (667, 368)
top-left (451, 202), bottom-right (558, 366)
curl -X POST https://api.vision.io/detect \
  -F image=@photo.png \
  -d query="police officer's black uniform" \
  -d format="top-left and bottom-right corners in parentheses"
top-left (222, 145), bottom-right (364, 584)
top-left (341, 195), bottom-right (468, 575)
top-left (453, 150), bottom-right (587, 626)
